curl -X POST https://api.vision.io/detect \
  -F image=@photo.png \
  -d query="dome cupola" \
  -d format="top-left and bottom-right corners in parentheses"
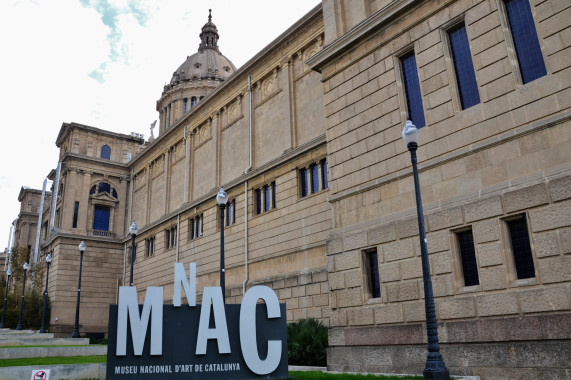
top-left (156, 10), bottom-right (237, 134)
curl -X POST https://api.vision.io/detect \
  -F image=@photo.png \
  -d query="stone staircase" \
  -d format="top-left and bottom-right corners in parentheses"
top-left (0, 328), bottom-right (107, 379)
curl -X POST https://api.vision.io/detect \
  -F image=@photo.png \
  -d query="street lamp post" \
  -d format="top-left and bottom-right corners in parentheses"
top-left (39, 254), bottom-right (52, 333)
top-left (71, 241), bottom-right (85, 338)
top-left (216, 187), bottom-right (228, 302)
top-left (0, 269), bottom-right (12, 328)
top-left (16, 262), bottom-right (29, 331)
top-left (402, 120), bottom-right (449, 380)
top-left (129, 222), bottom-right (138, 287)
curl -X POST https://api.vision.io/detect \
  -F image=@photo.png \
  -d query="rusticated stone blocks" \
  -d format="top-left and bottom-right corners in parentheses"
top-left (503, 183), bottom-right (549, 213)
top-left (519, 286), bottom-right (570, 313)
top-left (464, 195), bottom-right (503, 222)
top-left (476, 293), bottom-right (518, 316)
top-left (427, 205), bottom-right (464, 231)
top-left (548, 175), bottom-right (571, 202)
top-left (529, 200), bottom-right (571, 232)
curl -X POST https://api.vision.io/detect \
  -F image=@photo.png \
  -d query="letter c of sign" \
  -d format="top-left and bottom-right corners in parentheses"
top-left (239, 286), bottom-right (282, 375)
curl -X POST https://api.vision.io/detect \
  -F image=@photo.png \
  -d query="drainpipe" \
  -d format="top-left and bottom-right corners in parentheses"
top-left (243, 75), bottom-right (253, 294)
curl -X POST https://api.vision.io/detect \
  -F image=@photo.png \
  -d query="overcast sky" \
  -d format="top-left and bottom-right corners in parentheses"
top-left (0, 0), bottom-right (321, 254)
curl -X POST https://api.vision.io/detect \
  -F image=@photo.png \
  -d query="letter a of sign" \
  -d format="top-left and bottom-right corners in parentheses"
top-left (195, 287), bottom-right (230, 355)
top-left (116, 286), bottom-right (163, 356)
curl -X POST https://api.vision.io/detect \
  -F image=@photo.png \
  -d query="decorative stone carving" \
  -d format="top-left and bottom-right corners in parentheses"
top-left (135, 169), bottom-right (146, 189)
top-left (227, 96), bottom-right (242, 122)
top-left (303, 37), bottom-right (323, 61)
top-left (152, 155), bottom-right (165, 177)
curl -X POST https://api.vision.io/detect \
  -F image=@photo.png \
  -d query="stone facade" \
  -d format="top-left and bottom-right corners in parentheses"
top-left (10, 1), bottom-right (571, 378)
top-left (308, 0), bottom-right (570, 378)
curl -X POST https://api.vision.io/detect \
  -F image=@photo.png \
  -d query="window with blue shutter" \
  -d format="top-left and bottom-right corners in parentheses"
top-left (300, 168), bottom-right (308, 197)
top-left (448, 24), bottom-right (480, 109)
top-left (401, 52), bottom-right (426, 128)
top-left (504, 0), bottom-right (547, 84)
top-left (100, 145), bottom-right (111, 160)
top-left (93, 205), bottom-right (110, 231)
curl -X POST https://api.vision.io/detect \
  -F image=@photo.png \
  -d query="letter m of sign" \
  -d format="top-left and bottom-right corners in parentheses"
top-left (116, 286), bottom-right (163, 356)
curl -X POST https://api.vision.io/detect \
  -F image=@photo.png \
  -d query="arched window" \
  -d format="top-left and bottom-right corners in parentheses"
top-left (100, 145), bottom-right (111, 159)
top-left (91, 183), bottom-right (118, 198)
top-left (184, 98), bottom-right (189, 113)
top-left (191, 97), bottom-right (197, 107)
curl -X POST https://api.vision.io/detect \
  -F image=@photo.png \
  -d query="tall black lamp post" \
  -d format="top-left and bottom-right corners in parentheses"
top-left (39, 254), bottom-right (52, 333)
top-left (0, 268), bottom-right (12, 328)
top-left (71, 241), bottom-right (85, 338)
top-left (129, 221), bottom-right (138, 287)
top-left (402, 120), bottom-right (449, 380)
top-left (216, 187), bottom-right (228, 302)
top-left (16, 262), bottom-right (29, 330)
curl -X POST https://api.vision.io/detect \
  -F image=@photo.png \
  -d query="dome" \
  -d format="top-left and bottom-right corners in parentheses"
top-left (164, 10), bottom-right (236, 92)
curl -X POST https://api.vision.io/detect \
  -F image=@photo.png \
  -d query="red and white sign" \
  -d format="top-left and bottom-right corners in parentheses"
top-left (30, 369), bottom-right (50, 380)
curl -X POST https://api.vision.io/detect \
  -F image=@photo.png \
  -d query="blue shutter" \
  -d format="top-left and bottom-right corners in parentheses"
top-left (255, 188), bottom-right (262, 214)
top-left (100, 145), bottom-right (111, 160)
top-left (93, 206), bottom-right (110, 231)
top-left (448, 24), bottom-right (480, 109)
top-left (264, 185), bottom-right (270, 212)
top-left (300, 169), bottom-right (308, 197)
top-left (321, 160), bottom-right (328, 190)
top-left (401, 52), bottom-right (426, 128)
top-left (505, 0), bottom-right (546, 83)
top-left (311, 164), bottom-right (319, 193)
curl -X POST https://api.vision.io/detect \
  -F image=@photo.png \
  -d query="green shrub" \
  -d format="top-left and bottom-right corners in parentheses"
top-left (288, 318), bottom-right (328, 366)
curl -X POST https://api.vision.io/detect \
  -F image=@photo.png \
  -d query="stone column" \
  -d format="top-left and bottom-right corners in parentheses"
top-left (117, 176), bottom-right (127, 236)
top-left (164, 150), bottom-right (170, 213)
top-left (77, 171), bottom-right (92, 234)
top-left (62, 168), bottom-right (78, 230)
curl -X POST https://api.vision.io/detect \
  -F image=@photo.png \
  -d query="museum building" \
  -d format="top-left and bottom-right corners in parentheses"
top-left (9, 1), bottom-right (570, 378)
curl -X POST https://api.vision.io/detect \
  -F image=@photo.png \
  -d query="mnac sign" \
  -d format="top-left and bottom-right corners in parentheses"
top-left (106, 263), bottom-right (288, 379)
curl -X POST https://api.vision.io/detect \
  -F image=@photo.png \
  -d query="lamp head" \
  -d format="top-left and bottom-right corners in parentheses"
top-left (78, 241), bottom-right (86, 253)
top-left (216, 187), bottom-right (228, 205)
top-left (129, 221), bottom-right (138, 236)
top-left (402, 120), bottom-right (419, 146)
top-left (46, 254), bottom-right (52, 263)
top-left (6, 269), bottom-right (11, 276)
top-left (23, 262), bottom-right (29, 271)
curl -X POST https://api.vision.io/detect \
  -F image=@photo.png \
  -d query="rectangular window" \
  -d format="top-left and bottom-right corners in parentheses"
top-left (456, 229), bottom-right (480, 286)
top-left (184, 98), bottom-right (189, 113)
top-left (506, 216), bottom-right (535, 279)
top-left (504, 0), bottom-right (546, 84)
top-left (72, 202), bottom-right (79, 228)
top-left (271, 182), bottom-right (276, 209)
top-left (255, 188), bottom-right (262, 215)
top-left (226, 200), bottom-right (235, 226)
top-left (300, 168), bottom-right (308, 197)
top-left (400, 51), bottom-right (426, 128)
top-left (366, 250), bottom-right (381, 299)
top-left (190, 218), bottom-right (195, 240)
top-left (310, 164), bottom-right (319, 193)
top-left (93, 205), bottom-right (110, 231)
top-left (196, 214), bottom-right (202, 237)
top-left (264, 185), bottom-right (270, 212)
top-left (146, 237), bottom-right (155, 257)
top-left (448, 24), bottom-right (480, 109)
top-left (321, 160), bottom-right (328, 190)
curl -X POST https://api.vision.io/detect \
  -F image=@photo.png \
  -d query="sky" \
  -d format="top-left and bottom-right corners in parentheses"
top-left (0, 0), bottom-right (321, 252)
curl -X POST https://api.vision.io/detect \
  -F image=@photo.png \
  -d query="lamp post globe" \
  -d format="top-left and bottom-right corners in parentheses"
top-left (39, 254), bottom-right (53, 333)
top-left (216, 187), bottom-right (227, 302)
top-left (16, 262), bottom-right (29, 330)
top-left (402, 120), bottom-right (449, 380)
top-left (129, 221), bottom-right (138, 286)
top-left (0, 268), bottom-right (12, 328)
top-left (72, 242), bottom-right (86, 338)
